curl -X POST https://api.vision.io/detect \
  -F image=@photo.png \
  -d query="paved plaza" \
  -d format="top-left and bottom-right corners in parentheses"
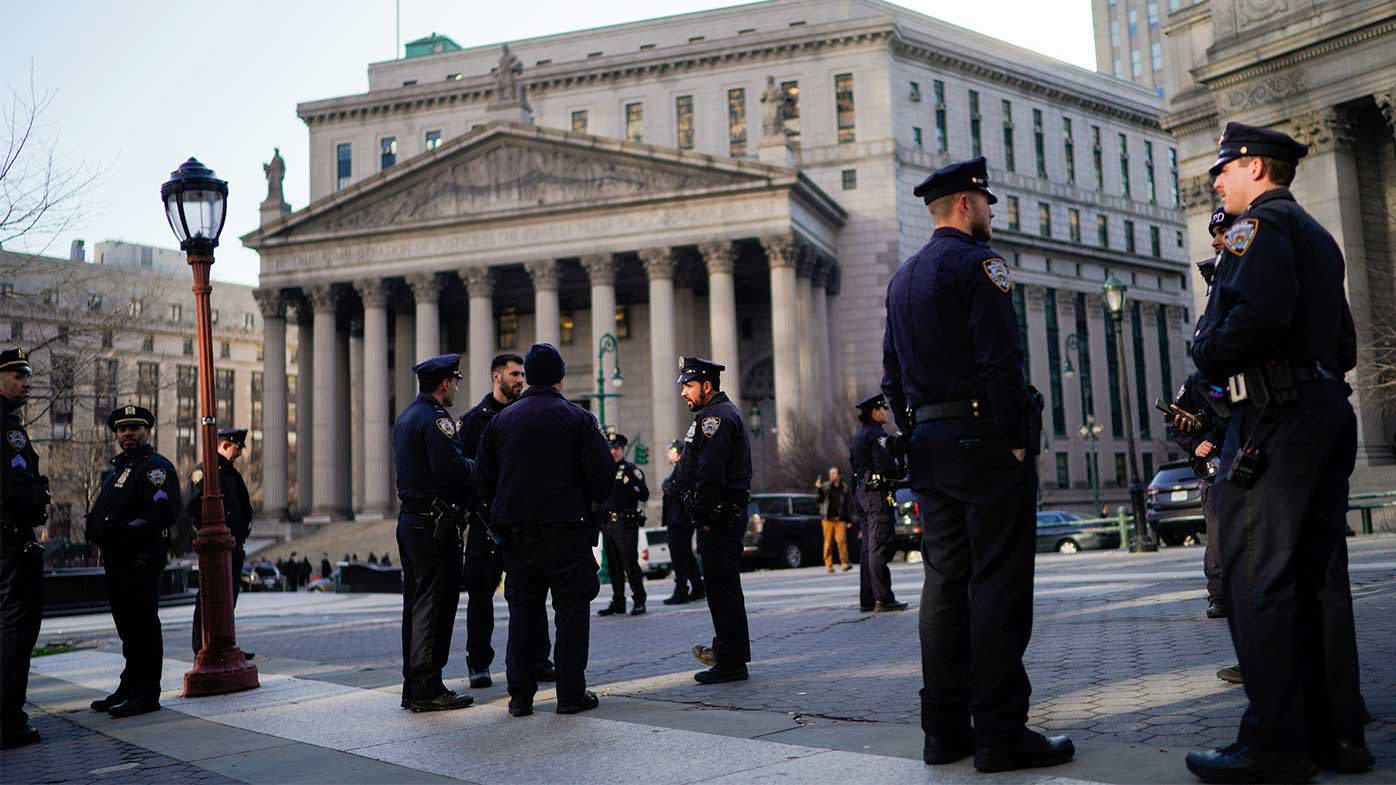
top-left (4, 536), bottom-right (1394, 784)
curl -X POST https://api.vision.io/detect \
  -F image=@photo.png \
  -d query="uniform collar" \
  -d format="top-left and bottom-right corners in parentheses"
top-left (701, 391), bottom-right (730, 411)
top-left (114, 444), bottom-right (153, 464)
top-left (932, 227), bottom-right (974, 242)
top-left (217, 454), bottom-right (235, 471)
top-left (520, 385), bottom-right (565, 401)
top-left (1248, 187), bottom-right (1293, 210)
top-left (1, 396), bottom-right (21, 414)
top-left (480, 392), bottom-right (509, 413)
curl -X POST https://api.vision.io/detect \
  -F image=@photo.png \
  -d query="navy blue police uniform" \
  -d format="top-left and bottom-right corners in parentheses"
top-left (456, 391), bottom-right (552, 684)
top-left (849, 394), bottom-right (905, 613)
top-left (671, 357), bottom-right (753, 682)
top-left (661, 440), bottom-right (704, 604)
top-left (392, 354), bottom-right (474, 712)
top-left (1, 349), bottom-right (47, 748)
top-left (187, 428), bottom-right (254, 655)
top-left (598, 432), bottom-right (651, 616)
top-left (86, 405), bottom-right (181, 716)
top-left (884, 157), bottom-right (1070, 771)
top-left (1186, 123), bottom-right (1370, 780)
top-left (473, 344), bottom-right (615, 714)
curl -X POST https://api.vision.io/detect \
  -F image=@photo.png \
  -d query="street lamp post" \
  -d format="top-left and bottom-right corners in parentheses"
top-left (1061, 333), bottom-right (1103, 514)
top-left (1103, 274), bottom-right (1156, 553)
top-left (1078, 417), bottom-right (1105, 514)
top-left (161, 158), bottom-right (259, 696)
top-left (748, 403), bottom-right (765, 491)
top-left (593, 332), bottom-right (624, 428)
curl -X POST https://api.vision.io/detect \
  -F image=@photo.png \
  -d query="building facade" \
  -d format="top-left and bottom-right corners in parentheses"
top-left (244, 0), bottom-right (1191, 522)
top-left (1092, 0), bottom-right (1207, 99)
top-left (1161, 0), bottom-right (1396, 487)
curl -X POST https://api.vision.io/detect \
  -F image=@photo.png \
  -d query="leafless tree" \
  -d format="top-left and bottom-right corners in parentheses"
top-left (773, 391), bottom-right (861, 490)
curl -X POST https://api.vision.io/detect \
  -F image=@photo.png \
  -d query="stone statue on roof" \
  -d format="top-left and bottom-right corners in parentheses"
top-left (494, 44), bottom-right (525, 104)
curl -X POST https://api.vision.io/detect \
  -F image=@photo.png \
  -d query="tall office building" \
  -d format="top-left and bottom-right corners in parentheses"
top-left (1092, 0), bottom-right (1205, 98)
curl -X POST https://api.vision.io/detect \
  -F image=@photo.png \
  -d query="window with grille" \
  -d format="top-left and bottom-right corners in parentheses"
top-left (727, 88), bottom-right (747, 156)
top-left (835, 74), bottom-right (855, 144)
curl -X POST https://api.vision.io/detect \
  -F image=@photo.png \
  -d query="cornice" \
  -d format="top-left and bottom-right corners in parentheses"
top-left (1197, 16), bottom-right (1396, 90)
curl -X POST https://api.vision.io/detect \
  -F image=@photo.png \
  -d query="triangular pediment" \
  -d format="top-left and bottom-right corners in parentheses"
top-left (248, 122), bottom-right (800, 244)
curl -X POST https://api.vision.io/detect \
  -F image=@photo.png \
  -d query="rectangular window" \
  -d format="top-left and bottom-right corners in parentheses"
top-left (425, 130), bottom-right (442, 150)
top-left (1033, 109), bottom-right (1046, 177)
top-left (250, 372), bottom-right (264, 478)
top-left (1124, 220), bottom-right (1136, 254)
top-left (933, 80), bottom-right (947, 153)
top-left (1038, 202), bottom-right (1052, 238)
top-left (1150, 226), bottom-right (1161, 257)
top-left (336, 143), bottom-right (351, 190)
top-left (1097, 214), bottom-right (1109, 247)
top-left (912, 126), bottom-right (923, 148)
top-left (219, 340), bottom-right (231, 360)
top-left (137, 362), bottom-right (159, 447)
top-left (1068, 209), bottom-right (1081, 243)
top-left (1001, 99), bottom-right (1015, 172)
top-left (169, 303), bottom-right (182, 322)
top-left (1151, 41), bottom-right (1164, 71)
top-left (968, 89), bottom-right (981, 157)
top-left (675, 95), bottom-right (695, 150)
top-left (841, 169), bottom-right (857, 190)
top-left (1144, 140), bottom-right (1156, 203)
top-left (1131, 301), bottom-right (1150, 438)
top-left (142, 334), bottom-right (154, 352)
top-left (834, 73), bottom-right (855, 144)
top-left (1143, 452), bottom-right (1155, 480)
top-left (243, 312), bottom-right (255, 330)
top-left (1091, 126), bottom-right (1103, 189)
top-left (1128, 8), bottom-right (1139, 36)
top-left (1148, 1), bottom-right (1160, 27)
top-left (380, 136), bottom-right (397, 170)
top-left (216, 368), bottom-right (235, 427)
top-left (7, 321), bottom-right (19, 341)
top-left (50, 354), bottom-right (75, 439)
top-left (1132, 49), bottom-right (1142, 78)
top-left (727, 88), bottom-right (747, 156)
top-left (1103, 302), bottom-right (1124, 436)
top-left (910, 81), bottom-right (921, 102)
top-left (1045, 289), bottom-right (1066, 437)
top-left (183, 337), bottom-right (194, 356)
top-left (625, 102), bottom-right (643, 143)
top-left (496, 308), bottom-right (519, 349)
top-left (101, 330), bottom-right (113, 349)
top-left (1115, 452), bottom-right (1127, 486)
top-left (1074, 293), bottom-right (1095, 421)
top-left (781, 80), bottom-right (801, 146)
top-left (1119, 133), bottom-right (1131, 197)
top-left (1007, 196), bottom-right (1020, 231)
top-left (176, 363), bottom-right (197, 469)
top-left (1169, 147), bottom-right (1180, 207)
top-left (1056, 453), bottom-right (1070, 489)
top-left (571, 110), bottom-right (588, 133)
top-left (1156, 304), bottom-right (1172, 403)
top-left (1063, 117), bottom-right (1076, 184)
top-left (93, 358), bottom-right (118, 428)
top-left (1012, 287), bottom-right (1030, 381)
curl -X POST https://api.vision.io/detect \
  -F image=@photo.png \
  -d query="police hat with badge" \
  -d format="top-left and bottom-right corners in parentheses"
top-left (607, 431), bottom-right (629, 449)
top-left (218, 428), bottom-right (248, 449)
top-left (413, 353), bottom-right (464, 383)
top-left (108, 404), bottom-right (156, 431)
top-left (855, 392), bottom-right (887, 423)
top-left (912, 156), bottom-right (998, 206)
top-left (1208, 121), bottom-right (1309, 176)
top-left (676, 356), bottom-right (724, 385)
top-left (0, 348), bottom-right (33, 375)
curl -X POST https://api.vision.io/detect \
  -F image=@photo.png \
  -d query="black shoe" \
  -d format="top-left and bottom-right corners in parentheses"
top-left (1313, 739), bottom-right (1375, 773)
top-left (689, 587), bottom-right (706, 601)
top-left (535, 660), bottom-right (557, 682)
top-left (694, 665), bottom-right (749, 684)
top-left (243, 651), bottom-right (256, 661)
top-left (409, 692), bottom-right (474, 713)
top-left (469, 671), bottom-right (492, 689)
top-left (974, 730), bottom-right (1074, 773)
top-left (691, 645), bottom-right (717, 667)
top-left (1206, 600), bottom-right (1228, 619)
top-left (91, 692), bottom-right (127, 712)
top-left (598, 604), bottom-right (625, 617)
top-left (629, 603), bottom-right (647, 616)
top-left (923, 733), bottom-right (974, 765)
top-left (508, 696), bottom-right (534, 717)
top-left (556, 691), bottom-right (599, 715)
top-left (108, 698), bottom-right (161, 718)
top-left (875, 600), bottom-right (909, 612)
top-left (1216, 665), bottom-right (1242, 684)
top-left (1185, 744), bottom-right (1317, 784)
top-left (0, 725), bottom-right (40, 750)
top-left (400, 696), bottom-right (409, 709)
top-left (662, 593), bottom-right (690, 605)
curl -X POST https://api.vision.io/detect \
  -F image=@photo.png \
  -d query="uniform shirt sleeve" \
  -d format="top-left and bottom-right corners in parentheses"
top-left (870, 433), bottom-right (896, 476)
top-left (966, 255), bottom-right (1027, 444)
top-left (881, 293), bottom-right (911, 433)
top-left (1191, 212), bottom-right (1297, 376)
top-left (473, 419), bottom-right (499, 507)
top-left (625, 464), bottom-right (650, 503)
top-left (2, 429), bottom-right (46, 521)
top-left (580, 419), bottom-right (616, 508)
top-left (184, 468), bottom-right (205, 526)
top-left (426, 410), bottom-right (474, 492)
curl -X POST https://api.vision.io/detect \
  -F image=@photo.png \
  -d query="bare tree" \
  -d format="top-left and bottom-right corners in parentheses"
top-left (773, 391), bottom-right (861, 490)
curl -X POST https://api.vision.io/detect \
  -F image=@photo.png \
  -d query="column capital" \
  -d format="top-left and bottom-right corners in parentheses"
top-left (1377, 89), bottom-right (1396, 142)
top-left (638, 247), bottom-right (676, 280)
top-left (581, 253), bottom-right (616, 286)
top-left (1085, 292), bottom-right (1104, 313)
top-left (307, 283), bottom-right (342, 313)
top-left (288, 293), bottom-right (313, 326)
top-left (699, 241), bottom-right (736, 275)
top-left (810, 257), bottom-right (830, 288)
top-left (1026, 285), bottom-right (1045, 312)
top-left (406, 272), bottom-right (444, 302)
top-left (525, 260), bottom-right (560, 291)
top-left (460, 267), bottom-right (497, 298)
top-left (253, 288), bottom-right (286, 319)
top-left (795, 243), bottom-right (817, 279)
top-left (761, 234), bottom-right (797, 269)
top-left (354, 278), bottom-right (392, 307)
top-left (1290, 107), bottom-right (1357, 154)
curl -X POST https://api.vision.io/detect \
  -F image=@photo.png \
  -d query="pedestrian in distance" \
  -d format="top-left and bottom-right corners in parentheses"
top-left (815, 468), bottom-right (852, 573)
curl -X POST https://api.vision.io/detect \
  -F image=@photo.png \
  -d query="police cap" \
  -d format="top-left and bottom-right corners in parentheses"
top-left (668, 439), bottom-right (685, 454)
top-left (912, 156), bottom-right (998, 206)
top-left (108, 403), bottom-right (155, 431)
top-left (0, 348), bottom-right (33, 375)
top-left (607, 432), bottom-right (628, 448)
top-left (412, 353), bottom-right (463, 382)
top-left (855, 392), bottom-right (887, 413)
top-left (676, 356), bottom-right (723, 385)
top-left (1209, 121), bottom-right (1308, 176)
top-left (218, 428), bottom-right (248, 448)
top-left (1208, 206), bottom-right (1235, 236)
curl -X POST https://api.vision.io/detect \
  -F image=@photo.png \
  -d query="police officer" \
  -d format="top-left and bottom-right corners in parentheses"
top-left (883, 157), bottom-right (1071, 772)
top-left (661, 440), bottom-right (704, 605)
top-left (474, 344), bottom-right (614, 717)
top-left (850, 393), bottom-right (908, 614)
top-left (187, 428), bottom-right (255, 660)
top-left (456, 353), bottom-right (554, 688)
top-left (86, 405), bottom-right (181, 718)
top-left (1185, 123), bottom-right (1372, 782)
top-left (1, 349), bottom-right (47, 749)
top-left (392, 354), bottom-right (474, 713)
top-left (672, 357), bottom-right (752, 684)
top-left (598, 432), bottom-right (650, 617)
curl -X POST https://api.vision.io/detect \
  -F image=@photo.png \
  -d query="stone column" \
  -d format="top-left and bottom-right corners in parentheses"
top-left (641, 247), bottom-right (680, 447)
top-left (583, 253), bottom-right (618, 398)
top-left (407, 272), bottom-right (442, 363)
top-left (810, 260), bottom-right (833, 411)
top-left (462, 268), bottom-right (496, 403)
top-left (357, 280), bottom-right (393, 520)
top-left (349, 319), bottom-right (365, 514)
top-left (527, 260), bottom-right (561, 347)
top-left (763, 234), bottom-right (800, 455)
top-left (307, 284), bottom-right (346, 521)
top-left (252, 289), bottom-right (289, 521)
top-left (824, 264), bottom-right (844, 403)
top-left (393, 297), bottom-right (414, 418)
top-left (795, 246), bottom-right (817, 411)
top-left (292, 296), bottom-right (314, 517)
top-left (699, 241), bottom-right (741, 404)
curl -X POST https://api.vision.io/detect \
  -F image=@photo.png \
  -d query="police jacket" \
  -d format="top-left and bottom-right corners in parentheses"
top-left (882, 227), bottom-right (1031, 446)
top-left (1192, 188), bottom-right (1356, 382)
top-left (661, 469), bottom-right (688, 529)
top-left (672, 391), bottom-right (752, 520)
top-left (601, 460), bottom-right (649, 520)
top-left (392, 393), bottom-right (473, 506)
top-left (2, 396), bottom-right (47, 538)
top-left (473, 385), bottom-right (614, 526)
top-left (849, 423), bottom-right (897, 485)
top-left (185, 455), bottom-right (253, 545)
top-left (457, 392), bottom-right (509, 512)
top-left (87, 444), bottom-right (181, 553)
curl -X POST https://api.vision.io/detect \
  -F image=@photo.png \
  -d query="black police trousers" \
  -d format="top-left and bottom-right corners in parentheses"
top-left (911, 421), bottom-right (1036, 745)
top-left (857, 487), bottom-right (898, 609)
top-left (192, 545), bottom-right (244, 654)
top-left (1211, 382), bottom-right (1366, 754)
top-left (463, 522), bottom-right (550, 674)
top-left (1200, 482), bottom-right (1223, 603)
top-left (501, 524), bottom-right (600, 705)
top-left (667, 524), bottom-right (703, 597)
top-left (601, 519), bottom-right (646, 607)
top-left (1, 539), bottom-right (44, 731)
top-left (696, 524), bottom-right (751, 665)
top-left (104, 545), bottom-right (166, 701)
top-left (397, 513), bottom-right (462, 702)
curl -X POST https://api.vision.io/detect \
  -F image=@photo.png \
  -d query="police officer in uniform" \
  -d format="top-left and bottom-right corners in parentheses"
top-left (850, 393), bottom-right (908, 614)
top-left (474, 344), bottom-right (614, 717)
top-left (86, 405), bottom-right (181, 718)
top-left (456, 353), bottom-right (554, 688)
top-left (1185, 123), bottom-right (1372, 782)
top-left (672, 357), bottom-right (753, 684)
top-left (1, 349), bottom-right (47, 749)
top-left (392, 354), bottom-right (474, 713)
top-left (187, 428), bottom-right (255, 660)
top-left (883, 157), bottom-right (1072, 772)
top-left (661, 440), bottom-right (704, 605)
top-left (598, 432), bottom-right (650, 617)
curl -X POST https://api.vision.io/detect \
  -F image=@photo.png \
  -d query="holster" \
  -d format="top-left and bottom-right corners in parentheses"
top-left (429, 498), bottom-right (464, 546)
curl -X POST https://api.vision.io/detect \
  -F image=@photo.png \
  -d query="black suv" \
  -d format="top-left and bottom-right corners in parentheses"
top-left (742, 492), bottom-right (861, 569)
top-left (892, 485), bottom-right (924, 559)
top-left (1146, 461), bottom-right (1206, 546)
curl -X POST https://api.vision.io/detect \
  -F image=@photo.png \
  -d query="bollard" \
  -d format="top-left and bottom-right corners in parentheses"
top-left (1117, 509), bottom-right (1129, 551)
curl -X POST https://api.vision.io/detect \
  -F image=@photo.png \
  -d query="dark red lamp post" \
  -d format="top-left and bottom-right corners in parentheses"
top-left (161, 158), bottom-right (259, 696)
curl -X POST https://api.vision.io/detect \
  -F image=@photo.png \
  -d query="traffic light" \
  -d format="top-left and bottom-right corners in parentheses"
top-left (633, 440), bottom-right (649, 466)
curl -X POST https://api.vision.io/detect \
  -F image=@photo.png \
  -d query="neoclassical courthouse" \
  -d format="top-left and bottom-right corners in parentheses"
top-left (244, 0), bottom-right (1197, 524)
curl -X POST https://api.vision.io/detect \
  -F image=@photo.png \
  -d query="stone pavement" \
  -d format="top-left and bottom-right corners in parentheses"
top-left (4, 535), bottom-right (1394, 784)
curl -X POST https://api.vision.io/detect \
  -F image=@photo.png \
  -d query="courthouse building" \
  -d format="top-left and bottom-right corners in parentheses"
top-left (244, 0), bottom-right (1192, 523)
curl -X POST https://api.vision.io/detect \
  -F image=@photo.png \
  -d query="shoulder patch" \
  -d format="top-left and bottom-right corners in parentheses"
top-left (701, 416), bottom-right (721, 437)
top-left (1223, 218), bottom-right (1258, 256)
top-left (981, 258), bottom-right (1012, 293)
top-left (435, 417), bottom-right (457, 438)
top-left (634, 468), bottom-right (644, 481)
top-left (6, 430), bottom-right (26, 451)
top-left (146, 468), bottom-right (167, 486)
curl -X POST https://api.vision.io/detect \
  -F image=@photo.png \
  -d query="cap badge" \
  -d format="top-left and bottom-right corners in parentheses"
top-left (125, 405), bottom-right (136, 415)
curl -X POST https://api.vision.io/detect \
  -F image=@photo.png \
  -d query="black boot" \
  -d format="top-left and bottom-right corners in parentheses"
top-left (556, 691), bottom-right (599, 715)
top-left (694, 664), bottom-right (749, 684)
top-left (923, 731), bottom-right (974, 765)
top-left (597, 602), bottom-right (625, 617)
top-left (535, 660), bottom-right (557, 682)
top-left (108, 697), bottom-right (161, 718)
top-left (1184, 744), bottom-right (1317, 784)
top-left (90, 692), bottom-right (127, 712)
top-left (974, 729), bottom-right (1074, 773)
top-left (661, 592), bottom-right (690, 605)
top-left (409, 691), bottom-right (474, 713)
top-left (0, 724), bottom-right (40, 750)
top-left (1313, 739), bottom-right (1374, 774)
top-left (1206, 599), bottom-right (1228, 619)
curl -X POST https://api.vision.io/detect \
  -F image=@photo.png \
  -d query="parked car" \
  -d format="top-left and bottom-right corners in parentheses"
top-left (742, 492), bottom-right (861, 569)
top-left (1035, 510), bottom-right (1122, 553)
top-left (590, 527), bottom-right (672, 580)
top-left (241, 562), bottom-right (282, 592)
top-left (1146, 461), bottom-right (1206, 546)
top-left (892, 485), bottom-right (923, 559)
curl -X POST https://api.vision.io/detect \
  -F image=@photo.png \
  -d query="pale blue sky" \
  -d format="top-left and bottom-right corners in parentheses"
top-left (3, 0), bottom-right (1096, 286)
